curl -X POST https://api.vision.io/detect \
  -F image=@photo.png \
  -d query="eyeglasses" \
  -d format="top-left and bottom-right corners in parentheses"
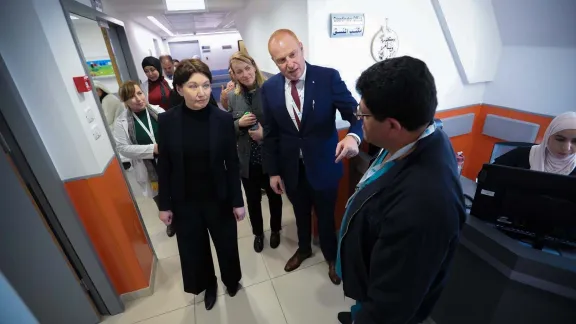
top-left (354, 111), bottom-right (372, 120)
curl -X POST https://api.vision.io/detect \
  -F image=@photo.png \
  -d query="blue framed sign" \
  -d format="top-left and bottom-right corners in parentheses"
top-left (330, 13), bottom-right (365, 38)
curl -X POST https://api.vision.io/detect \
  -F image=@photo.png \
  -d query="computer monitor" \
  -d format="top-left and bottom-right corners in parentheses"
top-left (489, 142), bottom-right (534, 163)
top-left (470, 163), bottom-right (576, 250)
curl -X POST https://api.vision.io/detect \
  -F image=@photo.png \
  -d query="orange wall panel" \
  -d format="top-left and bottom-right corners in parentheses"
top-left (436, 104), bottom-right (553, 179)
top-left (436, 105), bottom-right (482, 178)
top-left (463, 104), bottom-right (553, 179)
top-left (65, 159), bottom-right (153, 295)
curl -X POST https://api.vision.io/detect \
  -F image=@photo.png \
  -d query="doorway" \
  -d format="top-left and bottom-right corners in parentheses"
top-left (63, 0), bottom-right (176, 263)
top-left (0, 108), bottom-right (103, 323)
top-left (169, 40), bottom-right (202, 60)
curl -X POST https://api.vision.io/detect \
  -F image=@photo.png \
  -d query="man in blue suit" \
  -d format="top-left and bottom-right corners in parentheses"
top-left (261, 29), bottom-right (363, 285)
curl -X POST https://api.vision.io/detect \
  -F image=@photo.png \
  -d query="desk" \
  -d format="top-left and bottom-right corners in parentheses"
top-left (431, 177), bottom-right (576, 324)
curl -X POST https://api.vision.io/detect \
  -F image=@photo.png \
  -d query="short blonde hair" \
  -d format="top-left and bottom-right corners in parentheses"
top-left (228, 51), bottom-right (267, 95)
top-left (118, 80), bottom-right (141, 102)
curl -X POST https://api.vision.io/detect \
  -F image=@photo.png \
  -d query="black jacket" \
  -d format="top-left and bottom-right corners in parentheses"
top-left (340, 130), bottom-right (466, 324)
top-left (494, 146), bottom-right (576, 176)
top-left (156, 103), bottom-right (243, 211)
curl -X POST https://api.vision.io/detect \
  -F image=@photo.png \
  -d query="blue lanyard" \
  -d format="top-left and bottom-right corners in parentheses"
top-left (347, 124), bottom-right (436, 208)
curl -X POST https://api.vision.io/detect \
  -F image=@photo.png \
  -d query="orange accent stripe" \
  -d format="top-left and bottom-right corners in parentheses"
top-left (65, 159), bottom-right (153, 294)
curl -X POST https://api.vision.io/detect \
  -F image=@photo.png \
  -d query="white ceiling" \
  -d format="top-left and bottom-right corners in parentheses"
top-left (101, 0), bottom-right (246, 36)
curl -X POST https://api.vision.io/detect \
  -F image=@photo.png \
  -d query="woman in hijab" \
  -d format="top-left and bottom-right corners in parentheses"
top-left (495, 111), bottom-right (576, 176)
top-left (113, 80), bottom-right (176, 237)
top-left (141, 56), bottom-right (172, 110)
top-left (94, 80), bottom-right (124, 128)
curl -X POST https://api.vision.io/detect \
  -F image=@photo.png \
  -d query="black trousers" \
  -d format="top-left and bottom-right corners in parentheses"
top-left (173, 200), bottom-right (241, 294)
top-left (285, 161), bottom-right (338, 261)
top-left (241, 163), bottom-right (283, 236)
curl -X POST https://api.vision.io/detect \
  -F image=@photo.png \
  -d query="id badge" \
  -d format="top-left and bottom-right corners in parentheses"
top-left (151, 181), bottom-right (159, 192)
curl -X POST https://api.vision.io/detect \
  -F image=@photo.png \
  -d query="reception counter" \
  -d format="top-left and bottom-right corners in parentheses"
top-left (431, 177), bottom-right (576, 324)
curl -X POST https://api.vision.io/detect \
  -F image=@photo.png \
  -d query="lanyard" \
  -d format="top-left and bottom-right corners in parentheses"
top-left (358, 124), bottom-right (436, 189)
top-left (132, 109), bottom-right (156, 144)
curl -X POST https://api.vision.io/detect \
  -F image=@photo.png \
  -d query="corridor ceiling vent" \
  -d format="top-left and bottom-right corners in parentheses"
top-left (165, 0), bottom-right (206, 11)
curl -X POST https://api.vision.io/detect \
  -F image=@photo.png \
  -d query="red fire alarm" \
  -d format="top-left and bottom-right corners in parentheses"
top-left (73, 76), bottom-right (92, 93)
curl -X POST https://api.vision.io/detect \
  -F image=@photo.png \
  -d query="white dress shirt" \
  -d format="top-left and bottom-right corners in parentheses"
top-left (284, 65), bottom-right (361, 144)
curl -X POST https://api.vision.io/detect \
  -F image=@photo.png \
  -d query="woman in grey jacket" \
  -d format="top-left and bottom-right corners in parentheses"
top-left (228, 52), bottom-right (283, 253)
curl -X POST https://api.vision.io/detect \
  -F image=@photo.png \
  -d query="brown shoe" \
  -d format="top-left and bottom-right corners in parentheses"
top-left (284, 249), bottom-right (312, 272)
top-left (328, 261), bottom-right (341, 285)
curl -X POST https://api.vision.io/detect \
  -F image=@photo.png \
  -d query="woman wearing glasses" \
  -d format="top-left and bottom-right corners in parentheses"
top-left (156, 59), bottom-right (245, 310)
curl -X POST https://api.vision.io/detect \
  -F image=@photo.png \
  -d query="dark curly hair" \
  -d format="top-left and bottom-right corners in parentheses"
top-left (356, 56), bottom-right (437, 131)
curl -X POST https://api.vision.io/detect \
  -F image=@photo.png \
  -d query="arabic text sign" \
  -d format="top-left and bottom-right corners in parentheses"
top-left (330, 14), bottom-right (365, 38)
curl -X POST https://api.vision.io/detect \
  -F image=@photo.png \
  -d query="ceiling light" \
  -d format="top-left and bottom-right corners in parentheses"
top-left (165, 0), bottom-right (206, 11)
top-left (70, 15), bottom-right (79, 20)
top-left (147, 16), bottom-right (174, 36)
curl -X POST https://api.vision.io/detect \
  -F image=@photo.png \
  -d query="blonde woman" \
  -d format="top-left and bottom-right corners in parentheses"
top-left (113, 80), bottom-right (175, 237)
top-left (228, 52), bottom-right (283, 253)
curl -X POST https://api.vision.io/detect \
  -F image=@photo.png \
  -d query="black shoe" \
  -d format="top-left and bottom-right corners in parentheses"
top-left (204, 282), bottom-right (217, 310)
top-left (166, 224), bottom-right (176, 237)
top-left (253, 234), bottom-right (264, 253)
top-left (338, 312), bottom-right (352, 324)
top-left (270, 231), bottom-right (281, 249)
top-left (227, 282), bottom-right (241, 297)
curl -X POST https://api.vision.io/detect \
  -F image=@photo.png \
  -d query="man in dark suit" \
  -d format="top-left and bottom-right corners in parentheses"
top-left (261, 29), bottom-right (362, 285)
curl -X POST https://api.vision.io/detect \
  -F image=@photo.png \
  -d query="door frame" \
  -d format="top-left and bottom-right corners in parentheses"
top-left (0, 54), bottom-right (123, 315)
top-left (59, 0), bottom-right (159, 260)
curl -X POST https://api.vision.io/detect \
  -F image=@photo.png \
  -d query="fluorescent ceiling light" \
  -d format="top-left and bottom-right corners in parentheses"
top-left (165, 0), bottom-right (206, 11)
top-left (147, 16), bottom-right (174, 36)
top-left (70, 15), bottom-right (79, 20)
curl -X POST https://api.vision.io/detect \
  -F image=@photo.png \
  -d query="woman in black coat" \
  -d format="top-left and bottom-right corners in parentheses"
top-left (156, 59), bottom-right (245, 311)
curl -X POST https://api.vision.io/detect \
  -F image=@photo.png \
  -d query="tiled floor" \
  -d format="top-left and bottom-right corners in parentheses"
top-left (102, 194), bottom-right (354, 324)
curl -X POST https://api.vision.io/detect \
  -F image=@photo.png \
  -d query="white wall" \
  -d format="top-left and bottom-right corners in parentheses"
top-left (307, 0), bottom-right (486, 110)
top-left (73, 19), bottom-right (119, 93)
top-left (434, 0), bottom-right (502, 84)
top-left (168, 32), bottom-right (243, 70)
top-left (482, 0), bottom-right (576, 116)
top-left (97, 0), bottom-right (167, 83)
top-left (483, 46), bottom-right (576, 116)
top-left (234, 0), bottom-right (309, 74)
top-left (0, 0), bottom-right (115, 180)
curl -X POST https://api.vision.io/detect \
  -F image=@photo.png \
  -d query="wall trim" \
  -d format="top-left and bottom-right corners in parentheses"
top-left (119, 255), bottom-right (157, 304)
top-left (62, 154), bottom-right (115, 183)
top-left (481, 104), bottom-right (555, 118)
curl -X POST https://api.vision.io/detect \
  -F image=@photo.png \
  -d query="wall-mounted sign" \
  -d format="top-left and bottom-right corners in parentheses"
top-left (371, 18), bottom-right (399, 62)
top-left (330, 14), bottom-right (365, 38)
top-left (201, 45), bottom-right (211, 53)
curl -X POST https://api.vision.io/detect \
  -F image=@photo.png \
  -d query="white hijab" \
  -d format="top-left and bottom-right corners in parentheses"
top-left (529, 111), bottom-right (576, 175)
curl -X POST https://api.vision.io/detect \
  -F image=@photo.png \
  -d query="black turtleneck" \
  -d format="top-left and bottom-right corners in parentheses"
top-left (181, 105), bottom-right (217, 201)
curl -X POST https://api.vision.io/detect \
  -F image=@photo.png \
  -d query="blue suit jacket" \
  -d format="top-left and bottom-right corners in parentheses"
top-left (261, 63), bottom-right (363, 191)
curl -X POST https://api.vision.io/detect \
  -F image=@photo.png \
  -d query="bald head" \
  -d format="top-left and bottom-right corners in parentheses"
top-left (268, 29), bottom-right (306, 81)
